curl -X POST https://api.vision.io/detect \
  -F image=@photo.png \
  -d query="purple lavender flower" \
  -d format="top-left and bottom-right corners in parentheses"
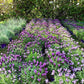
top-left (52, 53), bottom-right (54, 56)
top-left (37, 78), bottom-right (41, 82)
top-left (58, 72), bottom-right (62, 77)
top-left (49, 59), bottom-right (53, 63)
top-left (66, 78), bottom-right (70, 82)
top-left (81, 79), bottom-right (84, 84)
top-left (8, 70), bottom-right (11, 73)
top-left (31, 76), bottom-right (34, 79)
top-left (57, 68), bottom-right (62, 73)
top-left (51, 70), bottom-right (55, 75)
top-left (43, 63), bottom-right (46, 67)
top-left (81, 59), bottom-right (84, 63)
top-left (45, 79), bottom-right (49, 84)
top-left (56, 51), bottom-right (60, 55)
top-left (70, 73), bottom-right (75, 79)
top-left (9, 64), bottom-right (11, 67)
top-left (37, 72), bottom-right (40, 76)
top-left (57, 58), bottom-right (60, 62)
top-left (53, 63), bottom-right (56, 66)
top-left (33, 59), bottom-right (36, 63)
top-left (29, 68), bottom-right (31, 71)
top-left (45, 68), bottom-right (48, 71)
top-left (58, 64), bottom-right (60, 67)
top-left (39, 61), bottom-right (42, 65)
top-left (72, 79), bottom-right (78, 84)
top-left (42, 73), bottom-right (46, 76)
top-left (65, 73), bottom-right (70, 77)
top-left (25, 71), bottom-right (27, 75)
top-left (2, 67), bottom-right (5, 71)
top-left (45, 71), bottom-right (48, 74)
top-left (38, 68), bottom-right (42, 72)
top-left (1, 44), bottom-right (6, 48)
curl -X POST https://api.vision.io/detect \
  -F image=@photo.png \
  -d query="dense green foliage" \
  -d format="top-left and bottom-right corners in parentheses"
top-left (0, 0), bottom-right (84, 21)
top-left (0, 18), bottom-right (26, 45)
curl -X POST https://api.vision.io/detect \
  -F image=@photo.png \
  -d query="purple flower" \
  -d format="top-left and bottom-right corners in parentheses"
top-left (9, 64), bottom-right (11, 67)
top-left (54, 56), bottom-right (56, 59)
top-left (57, 68), bottom-right (62, 73)
top-left (37, 72), bottom-right (40, 76)
top-left (60, 59), bottom-right (62, 61)
top-left (56, 51), bottom-right (60, 55)
top-left (2, 67), bottom-right (5, 71)
top-left (53, 63), bottom-right (56, 66)
top-left (25, 71), bottom-right (27, 75)
top-left (77, 62), bottom-right (80, 65)
top-left (39, 68), bottom-right (42, 72)
top-left (1, 44), bottom-right (6, 48)
top-left (48, 55), bottom-right (51, 58)
top-left (58, 64), bottom-right (60, 67)
top-left (0, 62), bottom-right (2, 66)
top-left (43, 63), bottom-right (46, 67)
top-left (52, 53), bottom-right (54, 56)
top-left (8, 70), bottom-right (11, 73)
top-left (81, 79), bottom-right (84, 84)
top-left (51, 70), bottom-right (55, 75)
top-left (45, 79), bottom-right (49, 83)
top-left (81, 59), bottom-right (84, 63)
top-left (45, 68), bottom-right (48, 71)
top-left (65, 73), bottom-right (69, 77)
top-left (45, 71), bottom-right (48, 74)
top-left (42, 73), bottom-right (46, 76)
top-left (29, 68), bottom-right (31, 71)
top-left (35, 64), bottom-right (38, 67)
top-left (72, 79), bottom-right (78, 84)
top-left (36, 61), bottom-right (39, 64)
top-left (31, 76), bottom-right (34, 79)
top-left (33, 59), bottom-right (36, 63)
top-left (66, 78), bottom-right (70, 82)
top-left (31, 62), bottom-right (33, 65)
top-left (49, 59), bottom-right (53, 63)
top-left (37, 78), bottom-right (41, 82)
top-left (57, 58), bottom-right (60, 62)
top-left (70, 73), bottom-right (75, 79)
top-left (58, 72), bottom-right (62, 77)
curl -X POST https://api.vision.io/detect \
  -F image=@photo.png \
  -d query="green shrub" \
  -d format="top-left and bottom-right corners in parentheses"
top-left (0, 34), bottom-right (9, 44)
top-left (0, 17), bottom-right (26, 44)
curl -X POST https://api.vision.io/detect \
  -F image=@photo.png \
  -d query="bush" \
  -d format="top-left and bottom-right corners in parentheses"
top-left (0, 17), bottom-right (26, 45)
top-left (0, 0), bottom-right (15, 21)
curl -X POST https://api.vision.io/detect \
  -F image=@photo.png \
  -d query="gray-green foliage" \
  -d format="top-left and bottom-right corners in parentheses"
top-left (0, 17), bottom-right (26, 44)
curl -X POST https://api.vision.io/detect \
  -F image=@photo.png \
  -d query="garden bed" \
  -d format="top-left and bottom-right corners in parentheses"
top-left (61, 19), bottom-right (84, 42)
top-left (0, 18), bottom-right (84, 84)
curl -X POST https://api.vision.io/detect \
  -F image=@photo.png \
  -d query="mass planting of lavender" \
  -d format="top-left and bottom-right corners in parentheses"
top-left (62, 19), bottom-right (84, 41)
top-left (0, 18), bottom-right (84, 84)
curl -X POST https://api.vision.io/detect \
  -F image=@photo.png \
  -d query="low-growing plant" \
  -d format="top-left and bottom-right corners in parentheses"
top-left (21, 64), bottom-right (46, 84)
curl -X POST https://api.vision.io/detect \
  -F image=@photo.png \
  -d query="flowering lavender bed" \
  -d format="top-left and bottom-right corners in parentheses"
top-left (0, 18), bottom-right (84, 84)
top-left (61, 19), bottom-right (84, 43)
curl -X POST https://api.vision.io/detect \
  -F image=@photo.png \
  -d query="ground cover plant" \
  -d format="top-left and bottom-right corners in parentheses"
top-left (0, 18), bottom-right (84, 84)
top-left (61, 19), bottom-right (84, 42)
top-left (0, 17), bottom-right (26, 48)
